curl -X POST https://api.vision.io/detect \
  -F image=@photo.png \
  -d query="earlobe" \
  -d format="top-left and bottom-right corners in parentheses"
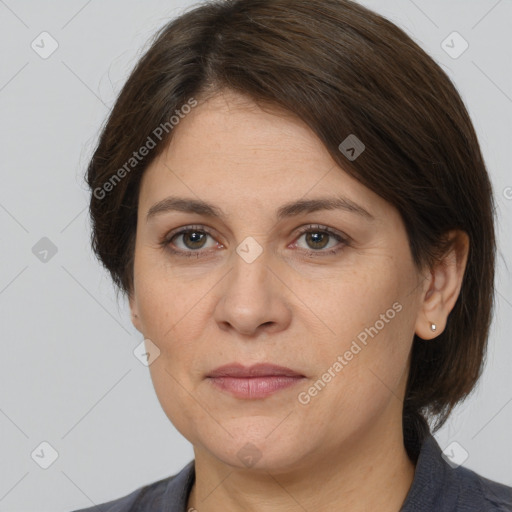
top-left (415, 277), bottom-right (444, 340)
top-left (414, 230), bottom-right (470, 341)
top-left (129, 294), bottom-right (143, 334)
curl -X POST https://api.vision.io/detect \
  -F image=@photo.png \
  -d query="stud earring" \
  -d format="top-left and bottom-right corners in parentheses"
top-left (431, 323), bottom-right (437, 332)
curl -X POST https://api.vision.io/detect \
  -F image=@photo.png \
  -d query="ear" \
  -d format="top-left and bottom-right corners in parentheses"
top-left (415, 230), bottom-right (469, 340)
top-left (129, 291), bottom-right (143, 334)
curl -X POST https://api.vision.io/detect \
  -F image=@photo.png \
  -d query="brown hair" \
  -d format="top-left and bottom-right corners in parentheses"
top-left (86, 0), bottom-right (496, 447)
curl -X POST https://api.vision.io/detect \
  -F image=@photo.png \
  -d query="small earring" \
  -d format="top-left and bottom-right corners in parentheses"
top-left (431, 323), bottom-right (437, 332)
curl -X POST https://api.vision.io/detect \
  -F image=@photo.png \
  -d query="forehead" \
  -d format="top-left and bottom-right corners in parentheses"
top-left (138, 90), bottom-right (390, 221)
top-left (167, 90), bottom-right (328, 169)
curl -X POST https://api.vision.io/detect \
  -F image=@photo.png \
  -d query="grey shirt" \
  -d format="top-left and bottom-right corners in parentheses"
top-left (71, 433), bottom-right (512, 511)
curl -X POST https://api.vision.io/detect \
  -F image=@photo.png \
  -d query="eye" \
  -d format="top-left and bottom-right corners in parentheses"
top-left (293, 225), bottom-right (348, 255)
top-left (162, 226), bottom-right (221, 258)
top-left (161, 224), bottom-right (349, 258)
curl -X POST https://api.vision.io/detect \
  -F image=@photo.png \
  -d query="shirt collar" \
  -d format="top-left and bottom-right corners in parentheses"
top-left (400, 433), bottom-right (459, 510)
top-left (161, 459), bottom-right (195, 512)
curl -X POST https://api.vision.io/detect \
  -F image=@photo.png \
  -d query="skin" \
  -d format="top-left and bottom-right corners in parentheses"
top-left (129, 89), bottom-right (469, 512)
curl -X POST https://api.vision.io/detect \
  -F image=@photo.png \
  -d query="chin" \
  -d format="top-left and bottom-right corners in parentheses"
top-left (196, 420), bottom-right (315, 473)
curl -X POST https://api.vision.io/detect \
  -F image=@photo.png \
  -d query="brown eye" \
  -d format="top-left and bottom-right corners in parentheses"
top-left (175, 230), bottom-right (209, 250)
top-left (162, 226), bottom-right (220, 257)
top-left (304, 231), bottom-right (330, 250)
top-left (294, 225), bottom-right (347, 254)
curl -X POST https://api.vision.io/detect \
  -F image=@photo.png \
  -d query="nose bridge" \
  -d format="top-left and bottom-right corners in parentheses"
top-left (229, 240), bottom-right (272, 305)
top-left (214, 239), bottom-right (289, 335)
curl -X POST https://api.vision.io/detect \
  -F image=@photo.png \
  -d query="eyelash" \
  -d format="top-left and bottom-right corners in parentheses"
top-left (160, 224), bottom-right (350, 259)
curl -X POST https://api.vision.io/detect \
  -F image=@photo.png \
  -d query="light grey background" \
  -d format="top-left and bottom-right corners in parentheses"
top-left (0, 1), bottom-right (511, 511)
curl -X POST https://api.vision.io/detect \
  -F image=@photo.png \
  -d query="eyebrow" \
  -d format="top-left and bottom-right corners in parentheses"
top-left (146, 195), bottom-right (374, 222)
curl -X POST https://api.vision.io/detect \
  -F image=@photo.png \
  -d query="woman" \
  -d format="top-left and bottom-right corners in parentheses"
top-left (74, 0), bottom-right (512, 510)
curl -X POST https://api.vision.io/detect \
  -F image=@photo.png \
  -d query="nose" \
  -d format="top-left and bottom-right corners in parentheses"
top-left (213, 250), bottom-right (292, 337)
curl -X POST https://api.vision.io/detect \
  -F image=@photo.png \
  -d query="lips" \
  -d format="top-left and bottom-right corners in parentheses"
top-left (206, 363), bottom-right (305, 399)
top-left (207, 363), bottom-right (304, 378)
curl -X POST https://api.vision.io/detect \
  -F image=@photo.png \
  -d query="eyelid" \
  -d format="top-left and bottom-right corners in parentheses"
top-left (163, 224), bottom-right (217, 241)
top-left (161, 224), bottom-right (221, 256)
top-left (293, 224), bottom-right (350, 242)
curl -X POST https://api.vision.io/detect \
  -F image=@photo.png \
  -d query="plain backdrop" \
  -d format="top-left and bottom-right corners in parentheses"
top-left (0, 1), bottom-right (511, 510)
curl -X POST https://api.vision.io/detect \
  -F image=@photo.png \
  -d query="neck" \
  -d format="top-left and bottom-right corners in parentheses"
top-left (187, 414), bottom-right (416, 512)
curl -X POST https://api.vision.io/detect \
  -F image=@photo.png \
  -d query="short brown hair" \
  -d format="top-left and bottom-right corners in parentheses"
top-left (86, 0), bottom-right (496, 446)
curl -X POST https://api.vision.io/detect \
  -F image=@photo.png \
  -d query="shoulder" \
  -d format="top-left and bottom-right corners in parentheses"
top-left (402, 432), bottom-right (512, 511)
top-left (451, 464), bottom-right (512, 511)
top-left (69, 476), bottom-right (169, 512)
top-left (69, 461), bottom-right (195, 512)
top-left (70, 485), bottom-right (145, 512)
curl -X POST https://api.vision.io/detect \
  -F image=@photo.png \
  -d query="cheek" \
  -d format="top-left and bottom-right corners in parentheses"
top-left (136, 277), bottom-right (210, 441)
top-left (134, 265), bottom-right (219, 402)
top-left (134, 253), bottom-right (211, 342)
top-left (294, 313), bottom-right (412, 444)
top-left (145, 359), bottom-right (203, 444)
top-left (294, 260), bottom-right (415, 408)
top-left (300, 262), bottom-right (402, 343)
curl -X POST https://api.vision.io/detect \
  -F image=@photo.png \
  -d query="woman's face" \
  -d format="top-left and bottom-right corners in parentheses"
top-left (130, 89), bottom-right (428, 471)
